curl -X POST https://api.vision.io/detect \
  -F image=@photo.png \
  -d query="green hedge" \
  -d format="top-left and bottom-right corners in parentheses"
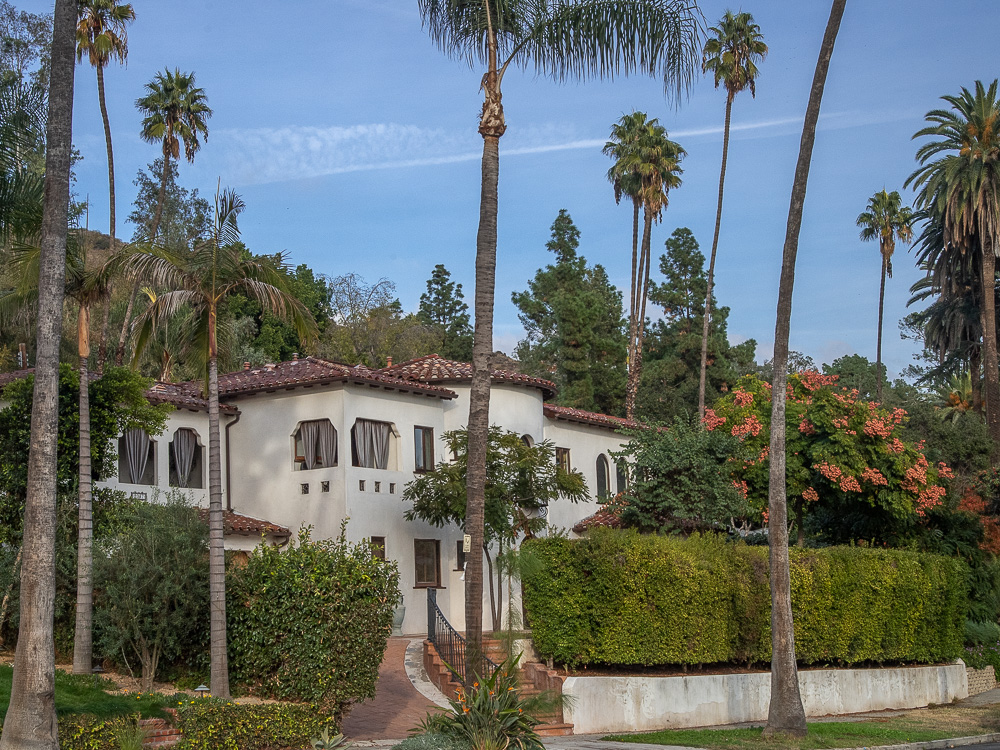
top-left (173, 700), bottom-right (335, 750)
top-left (227, 526), bottom-right (400, 714)
top-left (521, 530), bottom-right (967, 668)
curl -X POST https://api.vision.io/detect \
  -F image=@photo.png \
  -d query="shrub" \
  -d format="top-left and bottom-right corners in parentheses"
top-left (522, 529), bottom-right (967, 668)
top-left (227, 524), bottom-right (400, 715)
top-left (0, 715), bottom-right (137, 750)
top-left (965, 620), bottom-right (1000, 646)
top-left (173, 700), bottom-right (336, 750)
top-left (392, 733), bottom-right (471, 750)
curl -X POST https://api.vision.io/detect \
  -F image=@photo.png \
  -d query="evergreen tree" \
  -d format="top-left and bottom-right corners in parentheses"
top-left (512, 209), bottom-right (627, 415)
top-left (128, 157), bottom-right (209, 250)
top-left (639, 227), bottom-right (756, 421)
top-left (417, 264), bottom-right (472, 361)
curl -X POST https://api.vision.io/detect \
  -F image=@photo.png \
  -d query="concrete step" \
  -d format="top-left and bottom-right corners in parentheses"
top-left (535, 723), bottom-right (574, 737)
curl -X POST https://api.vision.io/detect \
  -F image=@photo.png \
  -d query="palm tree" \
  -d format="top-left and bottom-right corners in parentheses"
top-left (417, 0), bottom-right (702, 677)
top-left (116, 69), bottom-right (211, 366)
top-left (621, 122), bottom-right (684, 419)
top-left (127, 187), bottom-right (316, 699)
top-left (764, 0), bottom-right (846, 738)
top-left (856, 189), bottom-right (914, 402)
top-left (0, 0), bottom-right (76, 746)
top-left (907, 80), bottom-right (1000, 464)
top-left (76, 0), bottom-right (134, 372)
top-left (697, 10), bottom-right (767, 418)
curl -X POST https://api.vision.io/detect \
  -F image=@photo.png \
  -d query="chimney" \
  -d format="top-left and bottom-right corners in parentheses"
top-left (292, 353), bottom-right (299, 362)
top-left (243, 361), bottom-right (251, 370)
top-left (386, 356), bottom-right (393, 367)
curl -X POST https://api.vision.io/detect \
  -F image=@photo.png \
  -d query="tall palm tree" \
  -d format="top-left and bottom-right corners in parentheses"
top-left (856, 189), bottom-right (914, 402)
top-left (128, 187), bottom-right (316, 699)
top-left (75, 0), bottom-right (134, 373)
top-left (417, 0), bottom-right (702, 676)
top-left (0, 0), bottom-right (76, 746)
top-left (764, 0), bottom-right (846, 738)
top-left (617, 122), bottom-right (684, 419)
top-left (697, 10), bottom-right (767, 418)
top-left (116, 69), bottom-right (211, 366)
top-left (907, 80), bottom-right (1000, 464)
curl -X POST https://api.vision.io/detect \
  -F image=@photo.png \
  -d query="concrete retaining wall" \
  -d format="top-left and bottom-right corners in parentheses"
top-left (967, 665), bottom-right (997, 696)
top-left (563, 663), bottom-right (968, 734)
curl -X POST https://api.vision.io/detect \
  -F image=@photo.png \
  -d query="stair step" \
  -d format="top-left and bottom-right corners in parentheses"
top-left (535, 723), bottom-right (574, 737)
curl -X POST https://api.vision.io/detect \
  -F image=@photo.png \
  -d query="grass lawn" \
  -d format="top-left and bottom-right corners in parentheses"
top-left (0, 665), bottom-right (171, 719)
top-left (605, 705), bottom-right (1000, 749)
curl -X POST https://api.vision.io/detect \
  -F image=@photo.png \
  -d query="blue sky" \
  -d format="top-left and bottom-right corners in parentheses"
top-left (28, 0), bottom-right (997, 375)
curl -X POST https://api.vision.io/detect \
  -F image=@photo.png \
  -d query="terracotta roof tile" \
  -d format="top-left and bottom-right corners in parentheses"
top-left (197, 509), bottom-right (290, 538)
top-left (381, 354), bottom-right (557, 399)
top-left (212, 356), bottom-right (457, 399)
top-left (572, 504), bottom-right (623, 534)
top-left (543, 404), bottom-right (636, 431)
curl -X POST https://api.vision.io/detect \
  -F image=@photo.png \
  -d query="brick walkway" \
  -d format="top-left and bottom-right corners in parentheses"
top-left (342, 638), bottom-right (440, 741)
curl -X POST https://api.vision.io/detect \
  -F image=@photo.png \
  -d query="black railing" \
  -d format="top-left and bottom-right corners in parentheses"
top-left (427, 588), bottom-right (498, 686)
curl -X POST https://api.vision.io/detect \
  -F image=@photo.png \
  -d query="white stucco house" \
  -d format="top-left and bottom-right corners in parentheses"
top-left (0, 354), bottom-right (633, 635)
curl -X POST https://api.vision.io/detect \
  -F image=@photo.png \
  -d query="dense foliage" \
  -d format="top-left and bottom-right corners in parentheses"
top-left (418, 263), bottom-right (473, 362)
top-left (173, 699), bottom-right (337, 750)
top-left (704, 371), bottom-right (952, 539)
top-left (522, 530), bottom-right (967, 669)
top-left (612, 415), bottom-right (749, 532)
top-left (94, 497), bottom-right (210, 691)
top-left (227, 526), bottom-right (399, 716)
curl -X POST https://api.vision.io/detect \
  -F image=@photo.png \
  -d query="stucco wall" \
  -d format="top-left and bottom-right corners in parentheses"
top-left (563, 663), bottom-right (969, 734)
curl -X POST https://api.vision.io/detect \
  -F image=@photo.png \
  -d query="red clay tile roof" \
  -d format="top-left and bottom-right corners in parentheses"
top-left (211, 357), bottom-right (457, 400)
top-left (0, 368), bottom-right (236, 415)
top-left (543, 404), bottom-right (636, 431)
top-left (380, 354), bottom-right (557, 399)
top-left (572, 504), bottom-right (623, 534)
top-left (197, 509), bottom-right (290, 539)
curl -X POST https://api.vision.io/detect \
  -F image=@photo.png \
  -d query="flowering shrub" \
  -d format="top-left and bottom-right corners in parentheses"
top-left (704, 372), bottom-right (952, 528)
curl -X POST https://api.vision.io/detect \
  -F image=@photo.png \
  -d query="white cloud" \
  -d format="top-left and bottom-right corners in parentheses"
top-left (201, 110), bottom-right (903, 186)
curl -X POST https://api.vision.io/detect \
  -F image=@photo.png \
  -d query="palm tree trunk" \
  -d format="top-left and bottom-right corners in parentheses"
top-left (73, 304), bottom-right (94, 675)
top-left (626, 210), bottom-right (653, 420)
top-left (876, 254), bottom-right (887, 403)
top-left (0, 0), bottom-right (75, 746)
top-left (116, 153), bottom-right (170, 366)
top-left (763, 0), bottom-right (846, 739)
top-left (96, 62), bottom-right (115, 376)
top-left (699, 96), bottom-right (734, 418)
top-left (972, 346), bottom-right (983, 413)
top-left (626, 198), bottom-right (640, 404)
top-left (207, 341), bottom-right (231, 698)
top-left (981, 241), bottom-right (1000, 464)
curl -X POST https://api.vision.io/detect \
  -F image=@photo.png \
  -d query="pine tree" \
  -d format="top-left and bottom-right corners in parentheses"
top-left (418, 264), bottom-right (473, 361)
top-left (512, 210), bottom-right (627, 415)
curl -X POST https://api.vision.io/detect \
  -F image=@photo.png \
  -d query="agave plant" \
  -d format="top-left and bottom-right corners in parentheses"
top-left (310, 727), bottom-right (350, 749)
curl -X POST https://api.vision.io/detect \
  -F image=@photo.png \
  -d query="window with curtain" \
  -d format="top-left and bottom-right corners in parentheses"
top-left (596, 454), bottom-right (611, 499)
top-left (616, 460), bottom-right (628, 494)
top-left (414, 426), bottom-right (434, 472)
top-left (294, 419), bottom-right (338, 470)
top-left (351, 419), bottom-right (392, 469)
top-left (169, 428), bottom-right (204, 488)
top-left (414, 539), bottom-right (441, 588)
top-left (118, 429), bottom-right (156, 485)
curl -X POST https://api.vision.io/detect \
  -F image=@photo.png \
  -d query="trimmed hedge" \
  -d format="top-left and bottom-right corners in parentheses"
top-left (521, 529), bottom-right (967, 668)
top-left (173, 700), bottom-right (336, 750)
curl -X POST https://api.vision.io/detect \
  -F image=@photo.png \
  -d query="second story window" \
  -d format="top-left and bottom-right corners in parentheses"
top-left (119, 428), bottom-right (156, 486)
top-left (555, 447), bottom-right (571, 474)
top-left (596, 454), bottom-right (611, 500)
top-left (414, 426), bottom-right (434, 472)
top-left (351, 419), bottom-right (392, 469)
top-left (169, 428), bottom-right (203, 489)
top-left (370, 536), bottom-right (386, 561)
top-left (294, 419), bottom-right (338, 470)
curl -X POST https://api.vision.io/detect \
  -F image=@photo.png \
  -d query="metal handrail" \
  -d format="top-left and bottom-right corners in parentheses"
top-left (427, 588), bottom-right (498, 686)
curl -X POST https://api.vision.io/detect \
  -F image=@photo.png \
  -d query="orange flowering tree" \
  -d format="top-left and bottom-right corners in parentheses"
top-left (704, 371), bottom-right (952, 535)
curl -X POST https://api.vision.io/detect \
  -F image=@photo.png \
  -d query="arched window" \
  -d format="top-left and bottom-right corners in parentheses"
top-left (118, 428), bottom-right (156, 485)
top-left (170, 428), bottom-right (204, 488)
top-left (616, 460), bottom-right (628, 494)
top-left (596, 454), bottom-right (611, 500)
top-left (351, 419), bottom-right (394, 469)
top-left (294, 419), bottom-right (338, 470)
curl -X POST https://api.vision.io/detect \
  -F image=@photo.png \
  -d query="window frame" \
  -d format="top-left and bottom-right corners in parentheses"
top-left (455, 540), bottom-right (468, 571)
top-left (414, 538), bottom-right (442, 589)
top-left (596, 454), bottom-right (611, 500)
top-left (555, 447), bottom-right (571, 474)
top-left (370, 536), bottom-right (386, 561)
top-left (293, 419), bottom-right (338, 471)
top-left (168, 428), bottom-right (204, 489)
top-left (414, 425), bottom-right (435, 472)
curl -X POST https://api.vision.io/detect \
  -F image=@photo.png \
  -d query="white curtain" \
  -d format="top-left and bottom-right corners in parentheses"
top-left (317, 420), bottom-right (337, 467)
top-left (300, 420), bottom-right (320, 470)
top-left (172, 428), bottom-right (197, 487)
top-left (354, 419), bottom-right (390, 469)
top-left (124, 428), bottom-right (150, 484)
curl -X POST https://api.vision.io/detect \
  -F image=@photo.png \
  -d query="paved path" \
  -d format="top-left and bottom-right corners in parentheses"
top-left (341, 638), bottom-right (441, 741)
